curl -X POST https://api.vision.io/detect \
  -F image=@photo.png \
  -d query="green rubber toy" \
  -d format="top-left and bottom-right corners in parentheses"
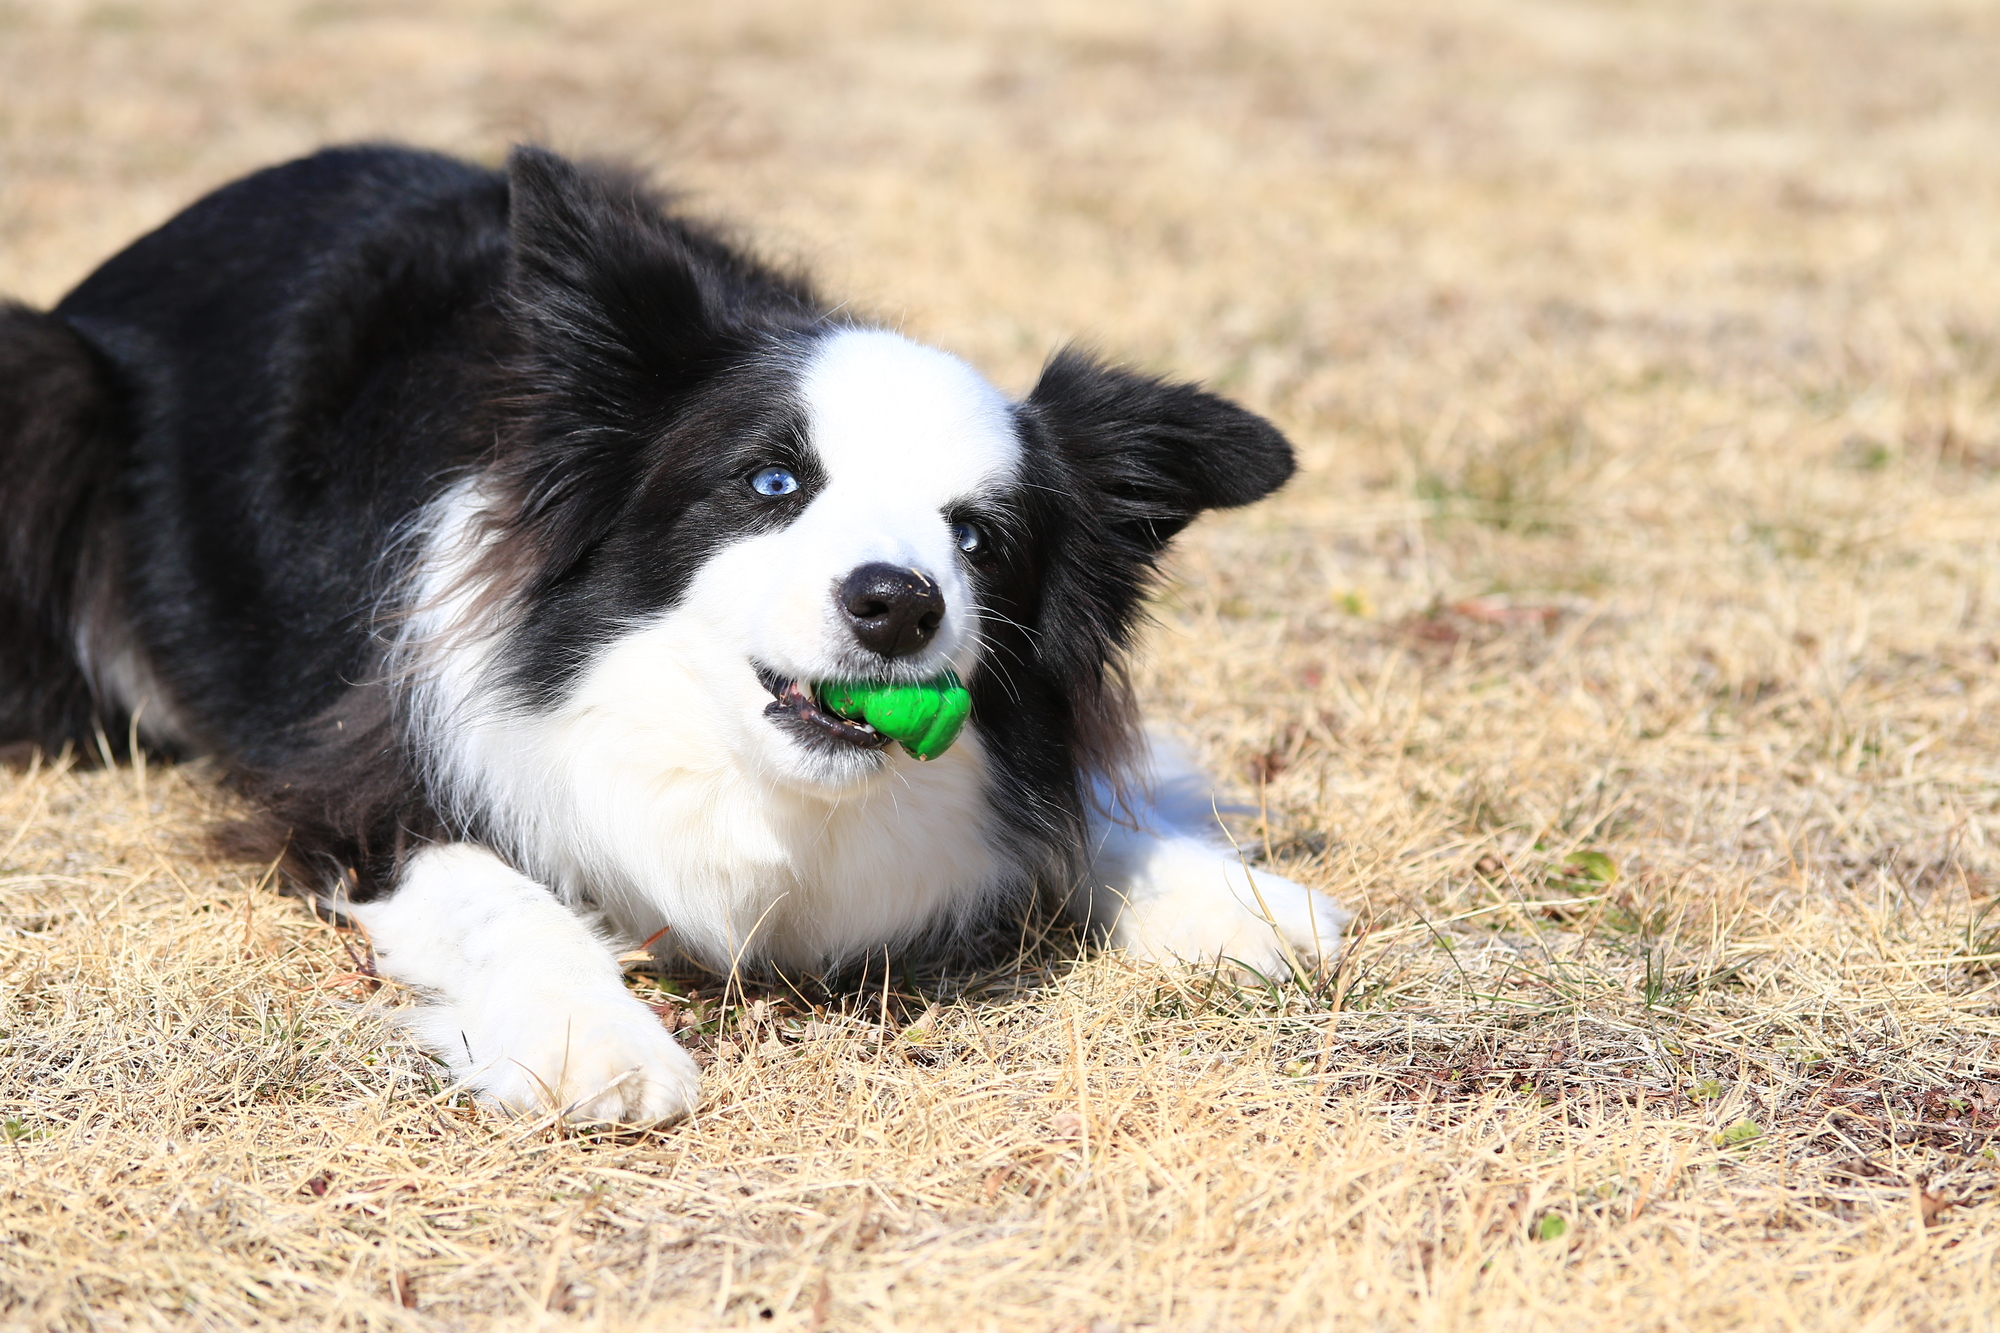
top-left (818, 671), bottom-right (971, 761)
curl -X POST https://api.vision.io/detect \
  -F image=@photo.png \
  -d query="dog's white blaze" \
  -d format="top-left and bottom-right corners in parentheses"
top-left (799, 328), bottom-right (1020, 500)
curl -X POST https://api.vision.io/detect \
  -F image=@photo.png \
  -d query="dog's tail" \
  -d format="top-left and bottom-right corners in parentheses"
top-left (0, 301), bottom-right (126, 760)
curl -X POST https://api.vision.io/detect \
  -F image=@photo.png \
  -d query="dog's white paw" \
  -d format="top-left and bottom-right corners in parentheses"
top-left (1097, 837), bottom-right (1350, 975)
top-left (353, 843), bottom-right (702, 1125)
top-left (1245, 865), bottom-right (1352, 969)
top-left (417, 986), bottom-right (701, 1125)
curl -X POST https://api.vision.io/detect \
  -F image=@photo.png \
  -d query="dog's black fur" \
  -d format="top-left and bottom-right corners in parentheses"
top-left (0, 144), bottom-right (1292, 928)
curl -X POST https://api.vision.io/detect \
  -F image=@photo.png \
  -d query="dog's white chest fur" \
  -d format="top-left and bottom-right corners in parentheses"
top-left (447, 645), bottom-right (1011, 972)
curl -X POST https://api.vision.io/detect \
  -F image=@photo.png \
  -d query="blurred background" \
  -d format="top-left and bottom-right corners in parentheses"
top-left (8, 1), bottom-right (1998, 444)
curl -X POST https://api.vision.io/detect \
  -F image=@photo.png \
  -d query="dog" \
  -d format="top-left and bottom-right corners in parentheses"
top-left (0, 145), bottom-right (1346, 1123)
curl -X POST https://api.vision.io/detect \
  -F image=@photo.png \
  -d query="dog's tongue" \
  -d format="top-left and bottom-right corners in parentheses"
top-left (817, 672), bottom-right (970, 761)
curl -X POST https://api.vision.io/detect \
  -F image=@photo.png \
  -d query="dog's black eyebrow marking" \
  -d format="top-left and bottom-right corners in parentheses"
top-left (775, 406), bottom-right (812, 456)
top-left (766, 406), bottom-right (821, 474)
top-left (737, 402), bottom-right (823, 496)
top-left (718, 399), bottom-right (813, 467)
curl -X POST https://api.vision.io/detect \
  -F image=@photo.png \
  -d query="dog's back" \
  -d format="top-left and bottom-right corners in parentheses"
top-left (48, 147), bottom-right (514, 765)
top-left (3, 149), bottom-right (513, 763)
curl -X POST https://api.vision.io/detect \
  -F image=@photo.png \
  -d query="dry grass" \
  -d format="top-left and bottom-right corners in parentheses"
top-left (7, 0), bottom-right (2000, 1328)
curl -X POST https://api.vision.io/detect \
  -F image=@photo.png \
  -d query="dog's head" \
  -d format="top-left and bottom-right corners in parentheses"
top-left (480, 147), bottom-right (1293, 797)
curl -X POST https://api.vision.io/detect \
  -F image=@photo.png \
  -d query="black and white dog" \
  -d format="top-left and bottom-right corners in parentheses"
top-left (0, 145), bottom-right (1344, 1122)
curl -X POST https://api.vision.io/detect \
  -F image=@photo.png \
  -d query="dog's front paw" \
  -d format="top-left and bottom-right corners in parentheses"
top-left (422, 987), bottom-right (701, 1125)
top-left (1244, 865), bottom-right (1351, 968)
top-left (1101, 840), bottom-right (1349, 975)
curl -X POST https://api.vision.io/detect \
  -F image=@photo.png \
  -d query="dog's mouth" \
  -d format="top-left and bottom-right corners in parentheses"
top-left (755, 665), bottom-right (892, 753)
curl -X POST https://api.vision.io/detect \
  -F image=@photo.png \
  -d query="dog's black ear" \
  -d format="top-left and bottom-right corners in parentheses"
top-left (505, 145), bottom-right (768, 404)
top-left (1007, 350), bottom-right (1294, 777)
top-left (1024, 348), bottom-right (1295, 554)
top-left (498, 147), bottom-right (816, 570)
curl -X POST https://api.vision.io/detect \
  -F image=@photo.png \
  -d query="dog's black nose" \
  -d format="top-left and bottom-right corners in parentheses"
top-left (839, 563), bottom-right (945, 659)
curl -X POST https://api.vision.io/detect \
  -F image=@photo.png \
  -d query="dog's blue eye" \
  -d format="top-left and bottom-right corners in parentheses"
top-left (749, 466), bottom-right (799, 497)
top-left (952, 520), bottom-right (986, 558)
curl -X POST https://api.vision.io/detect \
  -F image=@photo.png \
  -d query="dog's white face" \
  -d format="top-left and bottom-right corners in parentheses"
top-left (552, 328), bottom-right (1024, 794)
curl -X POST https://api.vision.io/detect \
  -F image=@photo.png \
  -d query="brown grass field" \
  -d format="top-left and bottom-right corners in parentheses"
top-left (7, 1), bottom-right (2000, 1328)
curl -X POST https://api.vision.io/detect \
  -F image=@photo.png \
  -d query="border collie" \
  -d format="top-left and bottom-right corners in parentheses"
top-left (0, 145), bottom-right (1346, 1123)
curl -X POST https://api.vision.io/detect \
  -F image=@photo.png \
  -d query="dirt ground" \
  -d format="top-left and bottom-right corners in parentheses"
top-left (6, 1), bottom-right (2000, 1328)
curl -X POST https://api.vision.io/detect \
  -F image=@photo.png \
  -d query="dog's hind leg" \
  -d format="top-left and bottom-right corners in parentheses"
top-left (348, 842), bottom-right (701, 1124)
top-left (0, 302), bottom-right (127, 757)
top-left (1076, 740), bottom-right (1350, 975)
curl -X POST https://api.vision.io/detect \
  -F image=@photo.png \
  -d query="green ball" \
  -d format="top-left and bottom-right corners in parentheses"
top-left (817, 671), bottom-right (971, 761)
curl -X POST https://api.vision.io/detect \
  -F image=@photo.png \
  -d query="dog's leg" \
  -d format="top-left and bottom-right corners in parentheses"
top-left (1079, 743), bottom-right (1349, 974)
top-left (348, 842), bottom-right (699, 1124)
